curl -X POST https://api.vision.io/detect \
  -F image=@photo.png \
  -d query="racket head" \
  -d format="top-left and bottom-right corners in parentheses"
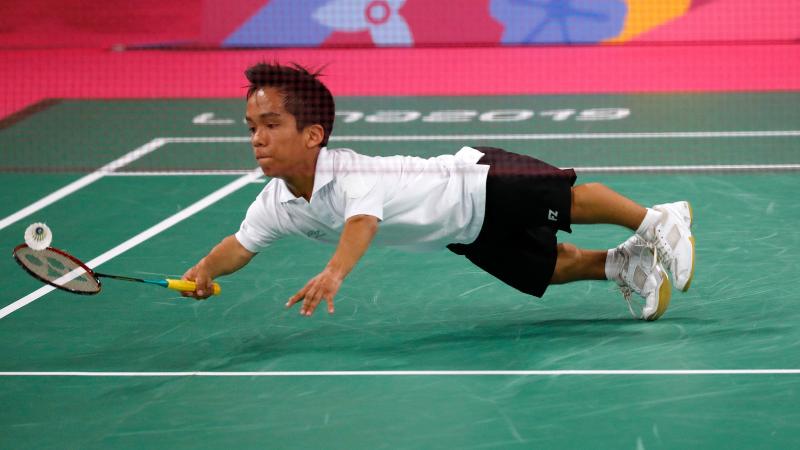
top-left (13, 244), bottom-right (101, 295)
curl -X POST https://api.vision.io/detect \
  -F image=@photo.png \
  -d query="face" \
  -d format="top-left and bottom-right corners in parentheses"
top-left (245, 87), bottom-right (319, 179)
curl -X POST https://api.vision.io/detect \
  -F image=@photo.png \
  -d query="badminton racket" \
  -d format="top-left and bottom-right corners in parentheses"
top-left (13, 244), bottom-right (220, 296)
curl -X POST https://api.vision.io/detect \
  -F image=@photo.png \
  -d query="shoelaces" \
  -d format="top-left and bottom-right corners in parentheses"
top-left (620, 240), bottom-right (659, 319)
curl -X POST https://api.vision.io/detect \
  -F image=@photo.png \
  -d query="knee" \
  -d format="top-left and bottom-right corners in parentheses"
top-left (572, 182), bottom-right (606, 204)
top-left (571, 182), bottom-right (607, 216)
top-left (557, 242), bottom-right (581, 264)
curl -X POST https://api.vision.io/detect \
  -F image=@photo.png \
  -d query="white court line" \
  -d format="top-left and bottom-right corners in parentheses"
top-left (163, 130), bottom-right (800, 143)
top-left (160, 133), bottom-right (800, 172)
top-left (0, 169), bottom-right (264, 320)
top-left (574, 164), bottom-right (800, 172)
top-left (0, 138), bottom-right (166, 231)
top-left (0, 369), bottom-right (799, 377)
top-left (106, 170), bottom-right (261, 177)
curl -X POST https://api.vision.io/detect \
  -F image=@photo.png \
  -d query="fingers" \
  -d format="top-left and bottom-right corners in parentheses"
top-left (286, 281), bottom-right (311, 309)
top-left (286, 281), bottom-right (336, 316)
top-left (287, 288), bottom-right (325, 316)
top-left (300, 291), bottom-right (334, 316)
top-left (181, 266), bottom-right (213, 301)
top-left (195, 276), bottom-right (213, 299)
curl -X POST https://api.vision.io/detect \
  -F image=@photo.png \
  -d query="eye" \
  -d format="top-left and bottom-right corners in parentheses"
top-left (248, 127), bottom-right (255, 134)
top-left (266, 123), bottom-right (279, 129)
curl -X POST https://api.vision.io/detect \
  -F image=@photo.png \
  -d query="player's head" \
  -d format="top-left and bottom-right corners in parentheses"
top-left (245, 62), bottom-right (335, 147)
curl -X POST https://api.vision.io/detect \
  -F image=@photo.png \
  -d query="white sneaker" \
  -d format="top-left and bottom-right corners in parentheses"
top-left (646, 201), bottom-right (695, 292)
top-left (609, 235), bottom-right (672, 321)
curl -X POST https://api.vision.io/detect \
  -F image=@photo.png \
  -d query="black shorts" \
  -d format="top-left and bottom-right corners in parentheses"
top-left (447, 147), bottom-right (577, 297)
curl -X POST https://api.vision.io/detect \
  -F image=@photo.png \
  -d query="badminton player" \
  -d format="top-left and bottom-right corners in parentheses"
top-left (181, 62), bottom-right (695, 321)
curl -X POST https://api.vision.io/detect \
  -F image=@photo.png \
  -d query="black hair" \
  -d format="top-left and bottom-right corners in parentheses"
top-left (245, 62), bottom-right (335, 147)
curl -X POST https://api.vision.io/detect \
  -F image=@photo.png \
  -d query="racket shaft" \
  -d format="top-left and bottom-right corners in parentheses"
top-left (99, 274), bottom-right (147, 283)
top-left (165, 279), bottom-right (221, 295)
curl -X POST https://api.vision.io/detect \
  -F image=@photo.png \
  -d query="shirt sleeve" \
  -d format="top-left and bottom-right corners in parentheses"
top-left (234, 186), bottom-right (283, 253)
top-left (339, 158), bottom-right (384, 221)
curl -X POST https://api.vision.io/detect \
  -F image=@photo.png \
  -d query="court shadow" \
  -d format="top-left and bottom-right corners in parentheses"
top-left (196, 315), bottom-right (723, 371)
top-left (393, 317), bottom-right (680, 348)
top-left (35, 316), bottom-right (782, 374)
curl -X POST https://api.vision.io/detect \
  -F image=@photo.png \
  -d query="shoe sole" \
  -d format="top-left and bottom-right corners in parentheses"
top-left (646, 267), bottom-right (672, 321)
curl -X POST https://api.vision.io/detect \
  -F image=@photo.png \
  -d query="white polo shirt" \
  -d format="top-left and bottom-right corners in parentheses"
top-left (235, 146), bottom-right (490, 252)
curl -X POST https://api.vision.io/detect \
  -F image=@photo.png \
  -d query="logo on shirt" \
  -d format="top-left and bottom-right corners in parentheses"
top-left (548, 209), bottom-right (559, 221)
top-left (306, 230), bottom-right (326, 240)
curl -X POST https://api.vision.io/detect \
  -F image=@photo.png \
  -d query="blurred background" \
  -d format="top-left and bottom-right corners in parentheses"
top-left (2, 0), bottom-right (798, 122)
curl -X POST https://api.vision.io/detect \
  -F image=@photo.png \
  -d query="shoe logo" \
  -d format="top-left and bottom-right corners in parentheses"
top-left (548, 209), bottom-right (559, 221)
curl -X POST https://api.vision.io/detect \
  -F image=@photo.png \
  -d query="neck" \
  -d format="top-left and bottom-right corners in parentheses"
top-left (284, 149), bottom-right (321, 201)
top-left (285, 176), bottom-right (314, 201)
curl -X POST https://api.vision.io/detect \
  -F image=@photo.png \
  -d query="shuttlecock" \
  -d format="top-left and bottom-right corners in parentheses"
top-left (25, 222), bottom-right (52, 251)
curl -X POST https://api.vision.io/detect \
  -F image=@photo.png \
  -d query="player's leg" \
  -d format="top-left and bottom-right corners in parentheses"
top-left (570, 182), bottom-right (646, 230)
top-left (548, 243), bottom-right (606, 284)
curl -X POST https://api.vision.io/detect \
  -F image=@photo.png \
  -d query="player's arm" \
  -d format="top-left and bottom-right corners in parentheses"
top-left (287, 214), bottom-right (379, 316)
top-left (182, 235), bottom-right (256, 299)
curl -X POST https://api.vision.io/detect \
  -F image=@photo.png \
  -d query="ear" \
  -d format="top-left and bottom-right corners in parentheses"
top-left (304, 124), bottom-right (325, 149)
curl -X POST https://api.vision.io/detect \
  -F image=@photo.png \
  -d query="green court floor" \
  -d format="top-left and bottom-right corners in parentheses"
top-left (1, 93), bottom-right (799, 449)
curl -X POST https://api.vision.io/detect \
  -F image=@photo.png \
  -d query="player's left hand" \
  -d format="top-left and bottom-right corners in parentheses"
top-left (286, 268), bottom-right (343, 316)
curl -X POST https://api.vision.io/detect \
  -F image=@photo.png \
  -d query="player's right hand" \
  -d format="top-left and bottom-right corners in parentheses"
top-left (181, 264), bottom-right (215, 300)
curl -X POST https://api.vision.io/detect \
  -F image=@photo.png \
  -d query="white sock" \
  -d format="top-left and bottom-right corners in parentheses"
top-left (605, 248), bottom-right (621, 283)
top-left (635, 208), bottom-right (661, 240)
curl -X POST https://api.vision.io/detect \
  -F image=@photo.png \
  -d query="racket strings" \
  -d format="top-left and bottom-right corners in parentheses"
top-left (14, 246), bottom-right (100, 293)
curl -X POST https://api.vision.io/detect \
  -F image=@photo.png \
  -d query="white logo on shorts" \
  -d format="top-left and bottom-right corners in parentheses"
top-left (548, 209), bottom-right (559, 221)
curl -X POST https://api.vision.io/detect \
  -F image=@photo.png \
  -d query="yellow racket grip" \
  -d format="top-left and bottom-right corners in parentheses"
top-left (165, 279), bottom-right (221, 295)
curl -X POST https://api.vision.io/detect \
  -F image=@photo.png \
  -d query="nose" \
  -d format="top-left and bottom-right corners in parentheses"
top-left (251, 128), bottom-right (268, 148)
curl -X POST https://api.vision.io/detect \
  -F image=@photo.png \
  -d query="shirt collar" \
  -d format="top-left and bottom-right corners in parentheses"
top-left (277, 147), bottom-right (334, 204)
top-left (311, 147), bottom-right (334, 197)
